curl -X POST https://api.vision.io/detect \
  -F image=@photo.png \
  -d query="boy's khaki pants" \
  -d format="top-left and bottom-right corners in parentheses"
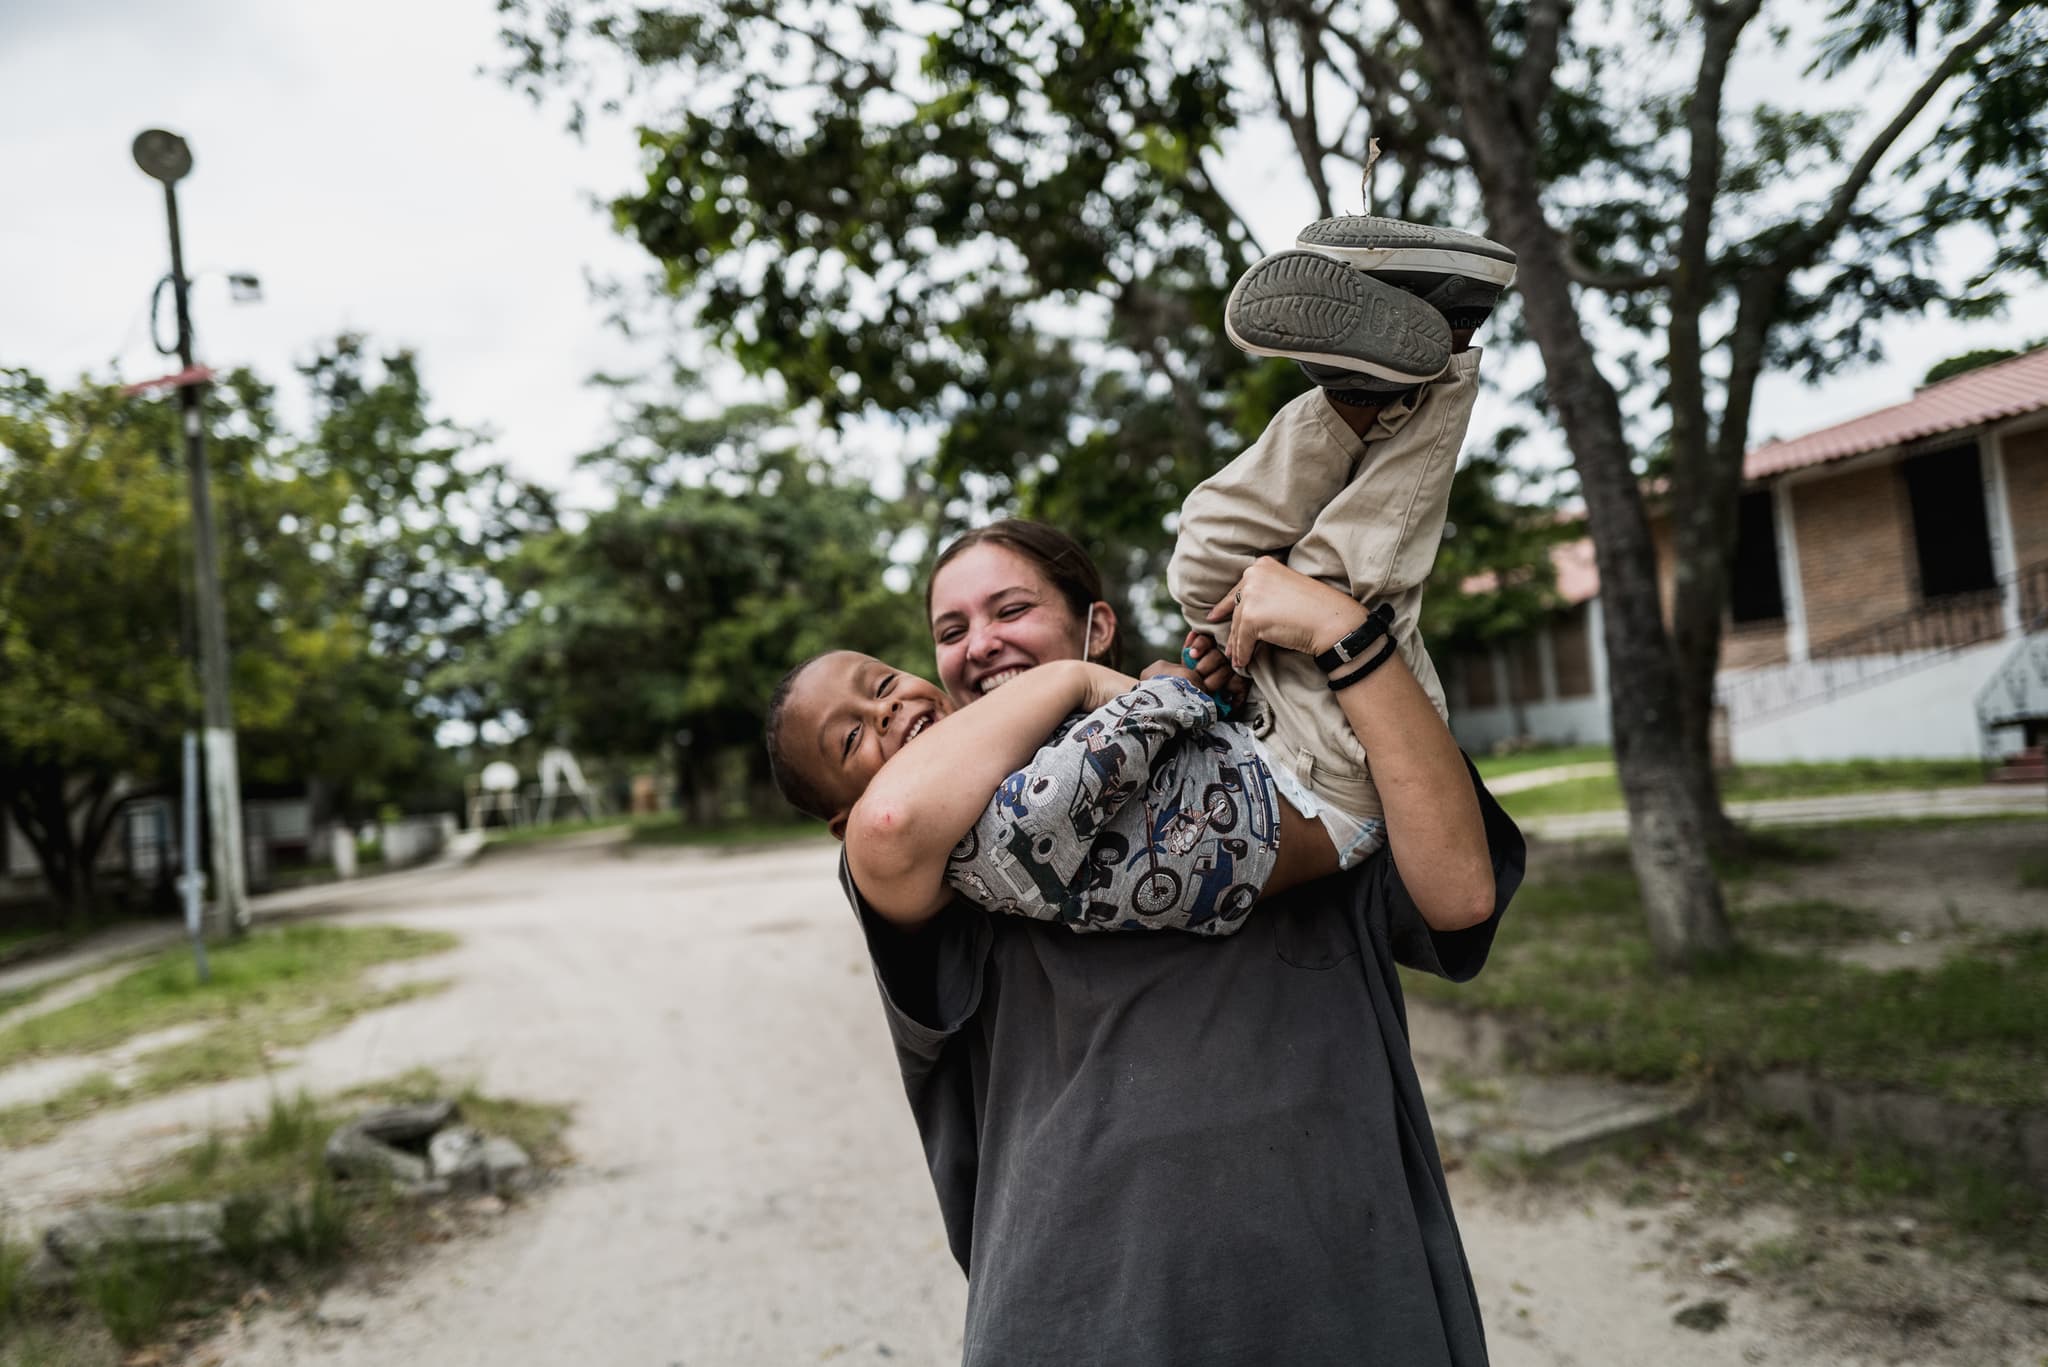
top-left (1167, 350), bottom-right (1480, 822)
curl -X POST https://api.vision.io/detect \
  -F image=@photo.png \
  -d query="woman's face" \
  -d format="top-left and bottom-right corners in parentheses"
top-left (929, 542), bottom-right (1101, 705)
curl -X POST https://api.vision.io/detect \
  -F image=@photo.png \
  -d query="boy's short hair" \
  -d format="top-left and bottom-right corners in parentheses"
top-left (764, 655), bottom-right (836, 823)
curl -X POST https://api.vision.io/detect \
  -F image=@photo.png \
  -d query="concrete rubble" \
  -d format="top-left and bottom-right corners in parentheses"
top-left (22, 1098), bottom-right (536, 1288)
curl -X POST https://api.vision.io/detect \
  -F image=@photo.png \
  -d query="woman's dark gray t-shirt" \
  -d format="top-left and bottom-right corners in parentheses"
top-left (842, 762), bottom-right (1525, 1366)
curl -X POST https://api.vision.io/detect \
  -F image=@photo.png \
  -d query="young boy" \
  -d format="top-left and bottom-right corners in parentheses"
top-left (767, 217), bottom-right (1514, 935)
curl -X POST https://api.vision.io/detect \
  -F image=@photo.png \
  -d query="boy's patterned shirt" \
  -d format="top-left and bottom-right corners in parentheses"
top-left (944, 676), bottom-right (1281, 936)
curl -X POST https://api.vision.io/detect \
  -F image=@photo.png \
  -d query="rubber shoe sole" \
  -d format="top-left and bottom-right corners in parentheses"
top-left (1294, 215), bottom-right (1518, 286)
top-left (1224, 250), bottom-right (1451, 386)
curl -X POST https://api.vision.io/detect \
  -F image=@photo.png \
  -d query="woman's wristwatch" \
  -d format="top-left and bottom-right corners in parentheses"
top-left (1316, 602), bottom-right (1400, 692)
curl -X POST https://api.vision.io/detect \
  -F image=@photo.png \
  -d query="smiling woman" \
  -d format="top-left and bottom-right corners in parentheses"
top-left (926, 521), bottom-right (1120, 700)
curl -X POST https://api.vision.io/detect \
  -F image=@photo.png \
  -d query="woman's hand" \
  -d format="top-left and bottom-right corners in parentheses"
top-left (1205, 556), bottom-right (1371, 671)
top-left (1138, 632), bottom-right (1249, 710)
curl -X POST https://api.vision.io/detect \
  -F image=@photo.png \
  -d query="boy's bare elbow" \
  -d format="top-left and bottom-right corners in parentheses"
top-left (847, 801), bottom-right (916, 872)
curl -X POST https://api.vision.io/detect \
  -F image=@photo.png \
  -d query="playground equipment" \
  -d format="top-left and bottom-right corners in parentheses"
top-left (466, 761), bottom-right (524, 830)
top-left (532, 747), bottom-right (600, 823)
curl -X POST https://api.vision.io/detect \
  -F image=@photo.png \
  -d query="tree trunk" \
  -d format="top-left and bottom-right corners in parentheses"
top-left (6, 767), bottom-right (94, 929)
top-left (1408, 0), bottom-right (1737, 966)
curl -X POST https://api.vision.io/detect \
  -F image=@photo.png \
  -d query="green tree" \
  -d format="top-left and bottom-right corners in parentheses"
top-left (459, 383), bottom-right (927, 818)
top-left (506, 0), bottom-right (2048, 968)
top-left (0, 350), bottom-right (541, 919)
top-left (1422, 430), bottom-right (1575, 655)
top-left (0, 371), bottom-right (379, 918)
top-left (285, 336), bottom-right (559, 818)
top-left (1922, 340), bottom-right (2042, 384)
top-left (499, 0), bottom-right (1283, 614)
top-left (0, 373), bottom-right (190, 918)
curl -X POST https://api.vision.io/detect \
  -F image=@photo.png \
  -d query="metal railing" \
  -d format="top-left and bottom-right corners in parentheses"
top-left (1717, 557), bottom-right (2048, 726)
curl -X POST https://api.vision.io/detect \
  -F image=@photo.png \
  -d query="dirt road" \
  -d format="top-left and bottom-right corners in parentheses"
top-left (7, 840), bottom-right (2030, 1363)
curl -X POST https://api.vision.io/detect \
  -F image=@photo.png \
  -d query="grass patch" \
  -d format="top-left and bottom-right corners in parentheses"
top-left (1732, 898), bottom-right (1884, 944)
top-left (77, 1244), bottom-right (208, 1348)
top-left (479, 812), bottom-right (822, 851)
top-left (0, 924), bottom-right (455, 1148)
top-left (0, 980), bottom-right (53, 1021)
top-left (1499, 757), bottom-right (1990, 820)
top-left (1709, 829), bottom-right (1839, 881)
top-left (0, 1232), bottom-right (29, 1323)
top-left (53, 1075), bottom-right (570, 1352)
top-left (482, 814), bottom-right (634, 848)
top-left (626, 815), bottom-right (822, 849)
top-left (0, 927), bottom-right (56, 959)
top-left (1473, 744), bottom-right (1612, 781)
top-left (1409, 848), bottom-right (2048, 1107)
top-left (0, 923), bottom-right (453, 1066)
top-left (2019, 854), bottom-right (2048, 891)
top-left (1669, 1116), bottom-right (2045, 1260)
top-left (1742, 1234), bottom-right (1817, 1277)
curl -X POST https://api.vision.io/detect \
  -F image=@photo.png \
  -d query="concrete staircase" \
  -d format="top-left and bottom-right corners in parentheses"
top-left (1990, 743), bottom-right (2047, 784)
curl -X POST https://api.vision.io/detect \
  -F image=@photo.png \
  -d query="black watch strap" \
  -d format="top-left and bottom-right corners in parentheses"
top-left (1314, 602), bottom-right (1396, 674)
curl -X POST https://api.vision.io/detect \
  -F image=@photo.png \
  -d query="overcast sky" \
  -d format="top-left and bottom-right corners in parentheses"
top-left (5, 0), bottom-right (2042, 508)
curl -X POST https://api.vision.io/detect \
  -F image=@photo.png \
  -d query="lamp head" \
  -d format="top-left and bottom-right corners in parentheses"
top-left (132, 129), bottom-right (193, 185)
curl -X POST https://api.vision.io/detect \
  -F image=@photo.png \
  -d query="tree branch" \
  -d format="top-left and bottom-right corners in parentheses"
top-left (1254, 5), bottom-right (1336, 217)
top-left (1314, 9), bottom-right (1464, 149)
top-left (1795, 0), bottom-right (2023, 262)
top-left (1564, 255), bottom-right (1669, 291)
top-left (1513, 0), bottom-right (1570, 129)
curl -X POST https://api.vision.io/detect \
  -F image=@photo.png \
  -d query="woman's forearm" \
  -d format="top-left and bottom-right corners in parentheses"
top-left (1329, 656), bottom-right (1494, 930)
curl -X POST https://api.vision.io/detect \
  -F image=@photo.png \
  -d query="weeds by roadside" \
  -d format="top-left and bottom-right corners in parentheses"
top-left (1410, 844), bottom-right (2048, 1107)
top-left (478, 813), bottom-right (821, 851)
top-left (1498, 757), bottom-right (1991, 821)
top-left (627, 816), bottom-right (820, 848)
top-left (0, 924), bottom-right (456, 1148)
top-left (2, 1077), bottom-right (570, 1363)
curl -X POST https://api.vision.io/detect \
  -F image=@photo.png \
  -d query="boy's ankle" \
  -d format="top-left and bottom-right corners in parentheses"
top-left (1323, 390), bottom-right (1385, 436)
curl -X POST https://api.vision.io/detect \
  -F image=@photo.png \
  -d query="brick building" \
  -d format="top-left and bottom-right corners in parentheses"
top-left (1447, 347), bottom-right (2048, 763)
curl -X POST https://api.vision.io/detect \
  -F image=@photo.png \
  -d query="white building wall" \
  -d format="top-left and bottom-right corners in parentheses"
top-left (1452, 695), bottom-right (1611, 753)
top-left (1726, 640), bottom-right (2021, 762)
top-left (1448, 611), bottom-right (1614, 753)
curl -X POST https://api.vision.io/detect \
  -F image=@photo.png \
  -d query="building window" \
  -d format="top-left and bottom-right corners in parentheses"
top-left (1553, 607), bottom-right (1595, 698)
top-left (1728, 489), bottom-right (1785, 624)
top-left (1459, 652), bottom-right (1498, 707)
top-left (1509, 637), bottom-right (1545, 703)
top-left (1901, 442), bottom-right (1997, 597)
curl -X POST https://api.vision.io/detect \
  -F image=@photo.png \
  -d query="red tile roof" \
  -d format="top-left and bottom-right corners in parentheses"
top-left (1459, 536), bottom-right (1602, 607)
top-left (1746, 346), bottom-right (2048, 479)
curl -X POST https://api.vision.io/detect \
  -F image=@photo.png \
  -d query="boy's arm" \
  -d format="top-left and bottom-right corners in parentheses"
top-left (847, 660), bottom-right (1133, 926)
top-left (955, 674), bottom-right (1239, 931)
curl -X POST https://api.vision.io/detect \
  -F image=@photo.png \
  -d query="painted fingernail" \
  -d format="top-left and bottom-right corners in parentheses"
top-left (1182, 648), bottom-right (1197, 666)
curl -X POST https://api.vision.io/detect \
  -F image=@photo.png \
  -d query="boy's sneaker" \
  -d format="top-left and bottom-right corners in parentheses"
top-left (1224, 250), bottom-right (1451, 396)
top-left (1295, 215), bottom-right (1517, 334)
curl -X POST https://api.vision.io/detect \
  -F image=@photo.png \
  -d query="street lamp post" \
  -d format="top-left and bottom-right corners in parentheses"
top-left (133, 128), bottom-right (250, 939)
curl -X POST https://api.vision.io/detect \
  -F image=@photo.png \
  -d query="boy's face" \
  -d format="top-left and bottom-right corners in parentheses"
top-left (785, 651), bottom-right (956, 838)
